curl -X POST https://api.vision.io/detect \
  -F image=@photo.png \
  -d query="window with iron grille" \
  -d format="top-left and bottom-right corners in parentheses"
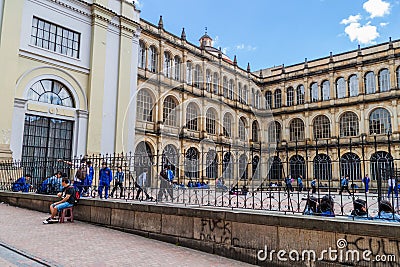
top-left (223, 77), bottom-right (228, 98)
top-left (289, 155), bottom-right (305, 179)
top-left (290, 118), bottom-right (304, 141)
top-left (22, 115), bottom-right (73, 183)
top-left (194, 65), bottom-right (202, 88)
top-left (238, 83), bottom-right (243, 103)
top-left (31, 17), bottom-right (80, 58)
top-left (370, 151), bottom-right (394, 180)
top-left (243, 85), bottom-right (248, 104)
top-left (369, 108), bottom-right (391, 134)
top-left (174, 56), bottom-right (181, 81)
top-left (163, 52), bottom-right (171, 77)
top-left (268, 156), bottom-right (282, 180)
top-left (162, 144), bottom-right (179, 178)
top-left (228, 80), bottom-right (234, 100)
top-left (379, 68), bottom-right (390, 92)
top-left (148, 46), bottom-right (157, 72)
top-left (239, 117), bottom-right (246, 141)
top-left (163, 96), bottom-right (178, 126)
top-left (222, 152), bottom-right (233, 179)
top-left (313, 154), bottom-right (332, 180)
top-left (296, 85), bottom-right (305, 105)
top-left (185, 147), bottom-right (199, 178)
top-left (349, 74), bottom-right (359, 97)
top-left (206, 150), bottom-right (218, 179)
top-left (206, 108), bottom-right (216, 134)
top-left (252, 121), bottom-right (259, 142)
top-left (137, 89), bottom-right (153, 122)
top-left (340, 112), bottom-right (359, 137)
top-left (340, 152), bottom-right (361, 181)
top-left (313, 115), bottom-right (331, 139)
top-left (213, 72), bottom-right (219, 94)
top-left (186, 62), bottom-right (192, 85)
top-left (134, 141), bottom-right (153, 186)
top-left (206, 70), bottom-right (212, 92)
top-left (186, 103), bottom-right (198, 131)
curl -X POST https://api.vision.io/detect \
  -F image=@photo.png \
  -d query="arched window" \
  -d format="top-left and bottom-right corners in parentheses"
top-left (206, 69), bottom-right (212, 92)
top-left (265, 91), bottom-right (272, 109)
top-left (255, 91), bottom-right (261, 109)
top-left (163, 52), bottom-right (171, 77)
top-left (186, 61), bottom-right (192, 85)
top-left (238, 83), bottom-right (243, 103)
top-left (174, 56), bottom-right (181, 81)
top-left (252, 120), bottom-right (259, 142)
top-left (336, 77), bottom-right (346, 98)
top-left (162, 144), bottom-right (179, 177)
top-left (186, 102), bottom-right (199, 131)
top-left (213, 72), bottom-right (219, 94)
top-left (365, 71), bottom-right (376, 94)
top-left (349, 74), bottom-right (359, 97)
top-left (296, 85), bottom-right (305, 105)
top-left (268, 121), bottom-right (281, 143)
top-left (274, 89), bottom-right (282, 108)
top-left (310, 82), bottom-right (318, 102)
top-left (313, 154), bottom-right (332, 180)
top-left (222, 152), bottom-right (233, 179)
top-left (252, 155), bottom-right (260, 180)
top-left (251, 88), bottom-right (255, 107)
top-left (163, 96), bottom-right (178, 126)
top-left (289, 155), bottom-right (305, 179)
top-left (134, 141), bottom-right (154, 184)
top-left (148, 46), bottom-right (157, 72)
top-left (223, 77), bottom-right (228, 98)
top-left (378, 68), bottom-right (390, 92)
top-left (194, 65), bottom-right (202, 88)
top-left (228, 79), bottom-right (234, 100)
top-left (136, 89), bottom-right (153, 122)
top-left (223, 113), bottom-right (233, 138)
top-left (239, 117), bottom-right (246, 141)
top-left (27, 79), bottom-right (75, 107)
top-left (369, 108), bottom-right (391, 135)
top-left (138, 41), bottom-right (146, 69)
top-left (239, 154), bottom-right (248, 180)
top-left (370, 151), bottom-right (394, 180)
top-left (313, 115), bottom-right (330, 139)
top-left (243, 85), bottom-right (248, 104)
top-left (287, 87), bottom-right (294, 106)
top-left (397, 66), bottom-right (400, 88)
top-left (322, 80), bottom-right (330, 101)
top-left (290, 118), bottom-right (305, 141)
top-left (268, 156), bottom-right (282, 180)
top-left (206, 150), bottom-right (218, 179)
top-left (340, 112), bottom-right (359, 137)
top-left (340, 153), bottom-right (361, 181)
top-left (185, 147), bottom-right (199, 179)
top-left (206, 108), bottom-right (217, 135)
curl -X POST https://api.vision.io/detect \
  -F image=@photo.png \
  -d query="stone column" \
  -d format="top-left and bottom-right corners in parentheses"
top-left (10, 98), bottom-right (27, 161)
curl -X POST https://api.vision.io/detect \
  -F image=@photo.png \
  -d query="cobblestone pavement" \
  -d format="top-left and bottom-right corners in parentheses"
top-left (0, 203), bottom-right (254, 267)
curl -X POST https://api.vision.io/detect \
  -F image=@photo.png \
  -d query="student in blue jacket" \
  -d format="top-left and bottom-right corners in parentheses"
top-left (98, 162), bottom-right (113, 199)
top-left (12, 174), bottom-right (32, 192)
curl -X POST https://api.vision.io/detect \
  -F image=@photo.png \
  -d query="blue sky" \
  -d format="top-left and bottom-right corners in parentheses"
top-left (134, 0), bottom-right (400, 71)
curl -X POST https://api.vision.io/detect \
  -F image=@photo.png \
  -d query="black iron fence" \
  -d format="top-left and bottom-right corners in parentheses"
top-left (1, 134), bottom-right (400, 220)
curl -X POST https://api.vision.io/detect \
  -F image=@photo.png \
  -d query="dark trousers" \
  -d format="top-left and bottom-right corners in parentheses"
top-left (157, 179), bottom-right (173, 201)
top-left (135, 182), bottom-right (150, 200)
top-left (339, 185), bottom-right (351, 195)
top-left (312, 186), bottom-right (316, 194)
top-left (110, 181), bottom-right (124, 198)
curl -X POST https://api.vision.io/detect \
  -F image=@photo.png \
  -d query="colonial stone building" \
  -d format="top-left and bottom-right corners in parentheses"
top-left (1, 0), bottom-right (399, 187)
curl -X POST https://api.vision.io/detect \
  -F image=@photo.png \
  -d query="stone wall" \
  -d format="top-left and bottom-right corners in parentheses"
top-left (1, 192), bottom-right (399, 267)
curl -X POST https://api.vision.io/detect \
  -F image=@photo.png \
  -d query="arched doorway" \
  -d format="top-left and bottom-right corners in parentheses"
top-left (162, 144), bottom-right (179, 180)
top-left (340, 152), bottom-right (361, 181)
top-left (184, 147), bottom-right (199, 180)
top-left (370, 151), bottom-right (393, 181)
top-left (134, 141), bottom-right (154, 187)
top-left (289, 155), bottom-right (305, 179)
top-left (206, 149), bottom-right (218, 179)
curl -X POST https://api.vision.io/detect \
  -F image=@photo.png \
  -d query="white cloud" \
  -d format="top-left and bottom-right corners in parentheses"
top-left (363, 0), bottom-right (390, 18)
top-left (235, 44), bottom-right (257, 51)
top-left (340, 14), bottom-right (362, 25)
top-left (343, 21), bottom-right (379, 44)
top-left (222, 47), bottom-right (229, 54)
top-left (213, 35), bottom-right (220, 46)
top-left (380, 22), bottom-right (389, 27)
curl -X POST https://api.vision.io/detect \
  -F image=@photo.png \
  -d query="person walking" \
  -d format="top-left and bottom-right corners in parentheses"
top-left (285, 176), bottom-right (294, 192)
top-left (136, 169), bottom-right (151, 200)
top-left (339, 175), bottom-right (351, 196)
top-left (311, 178), bottom-right (317, 194)
top-left (98, 162), bottom-right (113, 199)
top-left (362, 174), bottom-right (370, 194)
top-left (387, 177), bottom-right (398, 200)
top-left (110, 166), bottom-right (124, 198)
top-left (297, 175), bottom-right (304, 192)
top-left (157, 165), bottom-right (173, 201)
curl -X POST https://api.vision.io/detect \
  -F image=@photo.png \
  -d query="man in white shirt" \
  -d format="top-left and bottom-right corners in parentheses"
top-left (387, 177), bottom-right (398, 199)
top-left (136, 169), bottom-right (151, 200)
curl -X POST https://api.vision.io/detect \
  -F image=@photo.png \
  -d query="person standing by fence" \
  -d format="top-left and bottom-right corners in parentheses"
top-left (110, 166), bottom-right (124, 198)
top-left (98, 162), bottom-right (113, 199)
top-left (83, 161), bottom-right (94, 197)
top-left (362, 174), bottom-right (370, 194)
top-left (387, 177), bottom-right (398, 200)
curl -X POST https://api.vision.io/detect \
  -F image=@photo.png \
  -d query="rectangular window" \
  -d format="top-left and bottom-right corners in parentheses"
top-left (31, 17), bottom-right (80, 58)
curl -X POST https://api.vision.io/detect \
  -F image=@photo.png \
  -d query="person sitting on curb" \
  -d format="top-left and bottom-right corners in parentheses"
top-left (12, 174), bottom-right (32, 192)
top-left (43, 177), bottom-right (75, 224)
top-left (374, 200), bottom-right (400, 222)
top-left (303, 196), bottom-right (318, 215)
top-left (317, 195), bottom-right (335, 217)
top-left (348, 199), bottom-right (370, 220)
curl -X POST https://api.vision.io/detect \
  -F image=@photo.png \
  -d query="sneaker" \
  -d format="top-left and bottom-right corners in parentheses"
top-left (43, 220), bottom-right (49, 224)
top-left (49, 218), bottom-right (59, 223)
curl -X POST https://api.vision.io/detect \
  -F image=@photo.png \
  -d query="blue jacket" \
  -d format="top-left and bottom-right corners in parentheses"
top-left (114, 171), bottom-right (124, 183)
top-left (87, 166), bottom-right (94, 182)
top-left (99, 167), bottom-right (113, 184)
top-left (12, 177), bottom-right (30, 192)
top-left (374, 212), bottom-right (400, 222)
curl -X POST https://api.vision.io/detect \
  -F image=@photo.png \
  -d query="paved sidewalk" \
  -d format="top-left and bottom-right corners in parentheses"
top-left (0, 203), bottom-right (253, 267)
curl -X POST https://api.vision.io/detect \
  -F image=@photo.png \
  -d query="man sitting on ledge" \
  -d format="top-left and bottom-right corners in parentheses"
top-left (43, 177), bottom-right (75, 224)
